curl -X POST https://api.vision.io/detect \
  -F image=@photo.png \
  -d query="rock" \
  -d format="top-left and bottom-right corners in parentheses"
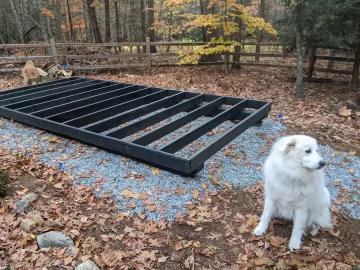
top-left (37, 231), bottom-right (74, 249)
top-left (26, 211), bottom-right (43, 222)
top-left (15, 192), bottom-right (38, 212)
top-left (0, 169), bottom-right (11, 198)
top-left (20, 219), bottom-right (36, 232)
top-left (75, 260), bottom-right (100, 270)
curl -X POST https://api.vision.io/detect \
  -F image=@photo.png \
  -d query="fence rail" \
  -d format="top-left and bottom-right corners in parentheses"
top-left (0, 38), bottom-right (355, 77)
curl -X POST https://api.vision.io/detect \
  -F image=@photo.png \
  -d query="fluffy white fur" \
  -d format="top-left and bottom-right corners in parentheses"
top-left (253, 135), bottom-right (332, 250)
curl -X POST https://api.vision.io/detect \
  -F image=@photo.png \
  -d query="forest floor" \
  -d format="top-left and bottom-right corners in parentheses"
top-left (0, 66), bottom-right (359, 270)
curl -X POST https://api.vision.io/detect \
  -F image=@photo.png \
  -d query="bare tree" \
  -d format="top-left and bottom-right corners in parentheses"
top-left (53, 0), bottom-right (62, 40)
top-left (148, 0), bottom-right (157, 52)
top-left (9, 0), bottom-right (24, 43)
top-left (104, 0), bottom-right (110, 42)
top-left (86, 0), bottom-right (102, 43)
top-left (115, 1), bottom-right (121, 42)
top-left (66, 0), bottom-right (75, 42)
top-left (35, 0), bottom-right (49, 44)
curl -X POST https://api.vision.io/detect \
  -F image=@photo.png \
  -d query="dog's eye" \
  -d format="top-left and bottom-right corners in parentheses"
top-left (305, 149), bottom-right (311, 154)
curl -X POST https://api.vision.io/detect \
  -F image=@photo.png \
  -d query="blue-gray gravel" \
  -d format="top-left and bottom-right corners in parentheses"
top-left (0, 117), bottom-right (359, 221)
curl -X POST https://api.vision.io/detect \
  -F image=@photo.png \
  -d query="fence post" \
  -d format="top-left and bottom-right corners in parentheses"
top-left (255, 42), bottom-right (260, 62)
top-left (306, 48), bottom-right (317, 81)
top-left (49, 38), bottom-right (58, 66)
top-left (224, 52), bottom-right (230, 74)
top-left (146, 37), bottom-right (151, 74)
top-left (328, 49), bottom-right (336, 69)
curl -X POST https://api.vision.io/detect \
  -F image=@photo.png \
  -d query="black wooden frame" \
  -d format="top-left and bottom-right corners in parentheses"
top-left (0, 77), bottom-right (272, 176)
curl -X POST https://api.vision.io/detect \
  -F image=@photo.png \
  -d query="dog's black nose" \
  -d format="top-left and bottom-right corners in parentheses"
top-left (318, 161), bottom-right (326, 168)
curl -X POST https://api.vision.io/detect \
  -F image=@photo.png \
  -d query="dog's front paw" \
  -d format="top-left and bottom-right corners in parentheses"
top-left (253, 224), bottom-right (267, 236)
top-left (310, 224), bottom-right (320, 236)
top-left (288, 237), bottom-right (301, 250)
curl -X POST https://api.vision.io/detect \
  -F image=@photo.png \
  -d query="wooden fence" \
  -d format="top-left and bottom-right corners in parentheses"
top-left (0, 37), bottom-right (355, 77)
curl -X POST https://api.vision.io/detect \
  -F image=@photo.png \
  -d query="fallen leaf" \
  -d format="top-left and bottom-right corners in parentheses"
top-left (334, 199), bottom-right (342, 205)
top-left (121, 189), bottom-right (140, 199)
top-left (348, 151), bottom-right (356, 156)
top-left (193, 241), bottom-right (201, 247)
top-left (331, 205), bottom-right (339, 213)
top-left (255, 257), bottom-right (274, 266)
top-left (191, 189), bottom-right (199, 199)
top-left (48, 137), bottom-right (61, 143)
top-left (269, 236), bottom-right (287, 247)
top-left (118, 212), bottom-right (130, 220)
top-left (206, 233), bottom-right (222, 240)
top-left (16, 188), bottom-right (29, 195)
top-left (64, 257), bottom-right (73, 265)
top-left (224, 182), bottom-right (232, 190)
top-left (186, 220), bottom-right (196, 226)
top-left (201, 182), bottom-right (208, 189)
top-left (349, 169), bottom-right (355, 176)
top-left (41, 193), bottom-right (52, 199)
top-left (151, 167), bottom-right (161, 176)
top-left (148, 205), bottom-right (156, 212)
top-left (176, 187), bottom-right (187, 195)
top-left (80, 216), bottom-right (88, 223)
top-left (53, 183), bottom-right (63, 189)
top-left (158, 256), bottom-right (168, 263)
top-left (195, 227), bottom-right (203, 232)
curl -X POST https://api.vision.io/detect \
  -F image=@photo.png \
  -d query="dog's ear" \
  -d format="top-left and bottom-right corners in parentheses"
top-left (280, 138), bottom-right (296, 152)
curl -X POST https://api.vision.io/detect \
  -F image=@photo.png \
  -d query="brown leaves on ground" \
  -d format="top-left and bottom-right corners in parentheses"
top-left (0, 147), bottom-right (359, 269)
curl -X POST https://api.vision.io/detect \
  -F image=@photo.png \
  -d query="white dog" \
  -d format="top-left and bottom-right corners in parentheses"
top-left (253, 135), bottom-right (332, 250)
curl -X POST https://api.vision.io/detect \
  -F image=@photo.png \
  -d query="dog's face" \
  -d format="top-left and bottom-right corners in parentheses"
top-left (279, 135), bottom-right (326, 170)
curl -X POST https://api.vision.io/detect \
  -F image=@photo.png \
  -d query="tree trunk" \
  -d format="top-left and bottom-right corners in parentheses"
top-left (306, 48), bottom-right (317, 81)
top-left (87, 0), bottom-right (102, 43)
top-left (141, 0), bottom-right (147, 52)
top-left (296, 22), bottom-right (304, 98)
top-left (199, 0), bottom-right (208, 42)
top-left (35, 0), bottom-right (49, 49)
top-left (129, 0), bottom-right (135, 42)
top-left (83, 0), bottom-right (91, 42)
top-left (115, 1), bottom-right (121, 42)
top-left (166, 10), bottom-right (173, 52)
top-left (104, 0), bottom-right (110, 42)
top-left (233, 0), bottom-right (244, 68)
top-left (255, 0), bottom-right (265, 62)
top-left (54, 0), bottom-right (62, 40)
top-left (9, 0), bottom-right (24, 43)
top-left (66, 0), bottom-right (75, 42)
top-left (148, 0), bottom-right (157, 53)
top-left (351, 50), bottom-right (359, 104)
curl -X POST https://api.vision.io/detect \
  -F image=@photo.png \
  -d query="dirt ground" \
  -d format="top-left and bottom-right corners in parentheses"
top-left (0, 66), bottom-right (359, 269)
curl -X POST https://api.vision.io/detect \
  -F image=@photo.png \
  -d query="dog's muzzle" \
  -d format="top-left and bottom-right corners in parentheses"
top-left (317, 161), bottom-right (326, 169)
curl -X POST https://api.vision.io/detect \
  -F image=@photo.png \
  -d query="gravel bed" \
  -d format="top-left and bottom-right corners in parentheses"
top-left (0, 117), bottom-right (359, 221)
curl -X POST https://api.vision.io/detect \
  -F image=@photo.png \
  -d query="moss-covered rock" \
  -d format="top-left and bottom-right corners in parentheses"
top-left (0, 169), bottom-right (11, 197)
